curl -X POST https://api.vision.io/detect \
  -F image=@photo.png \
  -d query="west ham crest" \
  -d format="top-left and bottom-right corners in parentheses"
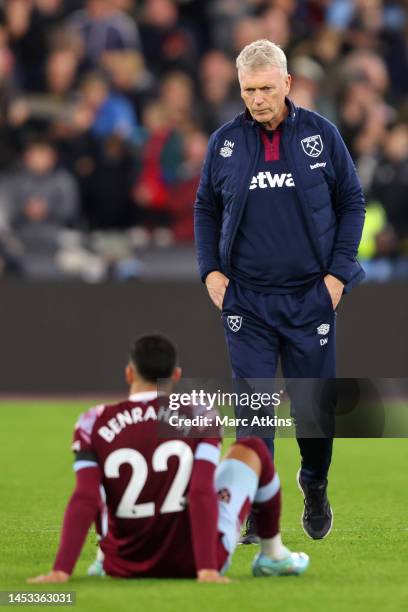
top-left (301, 135), bottom-right (323, 158)
top-left (227, 315), bottom-right (242, 332)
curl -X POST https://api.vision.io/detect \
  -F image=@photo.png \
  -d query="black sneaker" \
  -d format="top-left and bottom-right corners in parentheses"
top-left (238, 512), bottom-right (260, 545)
top-left (297, 470), bottom-right (333, 540)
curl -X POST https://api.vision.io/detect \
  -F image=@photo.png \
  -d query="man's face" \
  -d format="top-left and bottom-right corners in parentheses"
top-left (239, 65), bottom-right (291, 126)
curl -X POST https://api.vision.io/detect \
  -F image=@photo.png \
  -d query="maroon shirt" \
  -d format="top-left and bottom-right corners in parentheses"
top-left (70, 392), bottom-right (222, 577)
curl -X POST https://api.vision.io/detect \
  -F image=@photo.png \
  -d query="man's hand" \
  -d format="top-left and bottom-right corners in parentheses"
top-left (323, 274), bottom-right (344, 310)
top-left (197, 569), bottom-right (230, 583)
top-left (27, 570), bottom-right (70, 584)
top-left (205, 271), bottom-right (230, 310)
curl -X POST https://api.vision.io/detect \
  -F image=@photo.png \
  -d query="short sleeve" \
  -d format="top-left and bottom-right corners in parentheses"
top-left (71, 405), bottom-right (105, 456)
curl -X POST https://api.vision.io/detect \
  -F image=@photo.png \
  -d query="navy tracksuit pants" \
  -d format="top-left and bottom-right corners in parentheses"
top-left (222, 276), bottom-right (336, 483)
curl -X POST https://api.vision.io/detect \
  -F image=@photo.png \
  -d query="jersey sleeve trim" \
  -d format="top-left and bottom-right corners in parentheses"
top-left (194, 442), bottom-right (221, 466)
top-left (73, 460), bottom-right (99, 472)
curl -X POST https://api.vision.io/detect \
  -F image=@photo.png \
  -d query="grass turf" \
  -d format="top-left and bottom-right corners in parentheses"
top-left (0, 401), bottom-right (407, 612)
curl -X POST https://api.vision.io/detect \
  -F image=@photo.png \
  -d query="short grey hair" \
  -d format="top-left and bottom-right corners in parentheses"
top-left (236, 39), bottom-right (288, 76)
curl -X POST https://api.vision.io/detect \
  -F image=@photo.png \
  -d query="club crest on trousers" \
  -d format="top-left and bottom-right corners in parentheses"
top-left (227, 315), bottom-right (242, 332)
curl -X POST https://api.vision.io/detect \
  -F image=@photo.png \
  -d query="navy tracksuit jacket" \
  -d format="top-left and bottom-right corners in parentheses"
top-left (194, 99), bottom-right (366, 481)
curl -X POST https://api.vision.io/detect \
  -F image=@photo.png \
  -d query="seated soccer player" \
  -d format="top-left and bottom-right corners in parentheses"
top-left (28, 334), bottom-right (309, 584)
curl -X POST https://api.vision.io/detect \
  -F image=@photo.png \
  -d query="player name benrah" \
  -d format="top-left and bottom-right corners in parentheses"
top-left (98, 405), bottom-right (171, 442)
top-left (97, 407), bottom-right (294, 443)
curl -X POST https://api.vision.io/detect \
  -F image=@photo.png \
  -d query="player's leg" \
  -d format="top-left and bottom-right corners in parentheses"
top-left (222, 281), bottom-right (280, 543)
top-left (215, 438), bottom-right (309, 577)
top-left (222, 280), bottom-right (280, 453)
top-left (279, 279), bottom-right (336, 539)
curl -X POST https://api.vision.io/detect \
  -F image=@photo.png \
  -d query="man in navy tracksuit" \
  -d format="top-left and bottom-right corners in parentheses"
top-left (194, 40), bottom-right (365, 541)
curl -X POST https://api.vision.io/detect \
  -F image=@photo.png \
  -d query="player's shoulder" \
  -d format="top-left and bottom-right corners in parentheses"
top-left (73, 399), bottom-right (138, 450)
top-left (209, 113), bottom-right (246, 146)
top-left (74, 398), bottom-right (136, 429)
top-left (72, 403), bottom-right (107, 453)
top-left (74, 404), bottom-right (106, 435)
top-left (297, 106), bottom-right (340, 137)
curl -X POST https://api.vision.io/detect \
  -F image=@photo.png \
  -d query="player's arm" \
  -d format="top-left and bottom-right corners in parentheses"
top-left (28, 458), bottom-right (102, 583)
top-left (28, 404), bottom-right (104, 585)
top-left (326, 123), bottom-right (366, 285)
top-left (188, 440), bottom-right (229, 584)
top-left (194, 133), bottom-right (223, 283)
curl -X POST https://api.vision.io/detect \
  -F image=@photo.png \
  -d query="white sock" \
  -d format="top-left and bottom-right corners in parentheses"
top-left (260, 534), bottom-right (290, 561)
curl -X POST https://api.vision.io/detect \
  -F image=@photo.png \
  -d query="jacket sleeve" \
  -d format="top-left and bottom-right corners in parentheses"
top-left (194, 133), bottom-right (222, 282)
top-left (327, 125), bottom-right (366, 284)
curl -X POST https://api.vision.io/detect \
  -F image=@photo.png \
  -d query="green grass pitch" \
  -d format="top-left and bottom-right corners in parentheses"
top-left (0, 401), bottom-right (407, 612)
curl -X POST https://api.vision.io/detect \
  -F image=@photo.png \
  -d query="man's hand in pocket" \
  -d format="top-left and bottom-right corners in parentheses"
top-left (205, 271), bottom-right (230, 310)
top-left (323, 274), bottom-right (344, 310)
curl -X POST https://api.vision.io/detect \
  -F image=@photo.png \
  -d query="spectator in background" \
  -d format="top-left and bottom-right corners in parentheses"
top-left (102, 50), bottom-right (157, 121)
top-left (168, 129), bottom-right (208, 242)
top-left (290, 27), bottom-right (343, 123)
top-left (343, 50), bottom-right (390, 98)
top-left (76, 71), bottom-right (138, 141)
top-left (338, 74), bottom-right (390, 161)
top-left (139, 0), bottom-right (198, 78)
top-left (342, 0), bottom-right (384, 53)
top-left (5, 0), bottom-right (65, 91)
top-left (0, 139), bottom-right (79, 276)
top-left (50, 70), bottom-right (138, 228)
top-left (132, 101), bottom-right (183, 242)
top-left (289, 56), bottom-right (324, 114)
top-left (159, 71), bottom-right (197, 133)
top-left (308, 27), bottom-right (343, 72)
top-left (207, 0), bottom-right (252, 53)
top-left (69, 0), bottom-right (141, 71)
top-left (262, 6), bottom-right (291, 50)
top-left (45, 47), bottom-right (78, 99)
top-left (0, 237), bottom-right (21, 276)
top-left (6, 48), bottom-right (79, 131)
top-left (80, 134), bottom-right (135, 230)
top-left (369, 124), bottom-right (408, 258)
top-left (0, 15), bottom-right (17, 169)
top-left (198, 50), bottom-right (242, 135)
top-left (5, 138), bottom-right (79, 229)
top-left (231, 17), bottom-right (264, 57)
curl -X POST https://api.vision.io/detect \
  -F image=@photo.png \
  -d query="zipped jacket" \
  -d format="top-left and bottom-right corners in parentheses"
top-left (194, 99), bottom-right (366, 292)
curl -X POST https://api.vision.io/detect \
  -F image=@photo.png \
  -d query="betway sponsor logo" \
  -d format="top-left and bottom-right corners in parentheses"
top-left (310, 162), bottom-right (326, 170)
top-left (249, 172), bottom-right (295, 190)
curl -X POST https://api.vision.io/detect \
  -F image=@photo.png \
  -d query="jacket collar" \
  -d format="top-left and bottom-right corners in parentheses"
top-left (243, 97), bottom-right (297, 128)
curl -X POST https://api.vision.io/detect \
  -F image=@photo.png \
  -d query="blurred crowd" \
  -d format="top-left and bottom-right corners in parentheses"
top-left (0, 0), bottom-right (407, 280)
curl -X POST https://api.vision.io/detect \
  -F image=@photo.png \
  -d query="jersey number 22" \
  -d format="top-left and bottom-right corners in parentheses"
top-left (104, 440), bottom-right (194, 518)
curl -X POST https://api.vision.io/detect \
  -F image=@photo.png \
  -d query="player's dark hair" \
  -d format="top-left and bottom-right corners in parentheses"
top-left (129, 334), bottom-right (177, 382)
